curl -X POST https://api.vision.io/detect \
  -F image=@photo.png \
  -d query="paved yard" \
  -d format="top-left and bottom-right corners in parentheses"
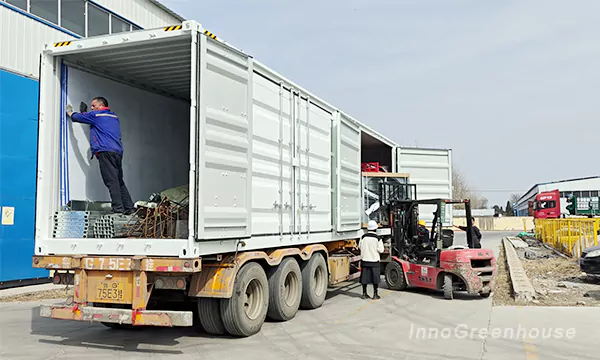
top-left (0, 232), bottom-right (597, 359)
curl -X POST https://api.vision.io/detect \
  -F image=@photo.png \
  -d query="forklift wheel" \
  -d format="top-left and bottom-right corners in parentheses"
top-left (443, 274), bottom-right (454, 300)
top-left (384, 262), bottom-right (407, 291)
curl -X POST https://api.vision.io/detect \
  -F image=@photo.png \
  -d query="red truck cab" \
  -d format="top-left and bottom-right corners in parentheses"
top-left (534, 189), bottom-right (561, 219)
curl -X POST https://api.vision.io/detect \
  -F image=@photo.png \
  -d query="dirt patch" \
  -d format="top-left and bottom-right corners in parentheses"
top-left (492, 242), bottom-right (514, 306)
top-left (493, 236), bottom-right (600, 307)
top-left (0, 288), bottom-right (73, 303)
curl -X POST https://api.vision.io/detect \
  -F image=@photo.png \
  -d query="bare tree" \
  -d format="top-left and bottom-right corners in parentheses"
top-left (509, 193), bottom-right (522, 204)
top-left (473, 196), bottom-right (489, 209)
top-left (452, 166), bottom-right (470, 200)
top-left (452, 167), bottom-right (488, 209)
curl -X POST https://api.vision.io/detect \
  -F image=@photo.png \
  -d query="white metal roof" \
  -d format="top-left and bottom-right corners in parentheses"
top-left (517, 176), bottom-right (600, 205)
top-left (148, 0), bottom-right (186, 21)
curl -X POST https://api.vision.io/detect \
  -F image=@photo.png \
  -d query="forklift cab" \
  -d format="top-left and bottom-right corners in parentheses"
top-left (386, 197), bottom-right (475, 267)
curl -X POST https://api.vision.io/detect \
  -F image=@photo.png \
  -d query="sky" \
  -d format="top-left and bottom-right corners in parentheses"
top-left (160, 0), bottom-right (600, 207)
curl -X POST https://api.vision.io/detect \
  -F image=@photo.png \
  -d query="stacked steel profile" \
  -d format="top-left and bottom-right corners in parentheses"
top-left (93, 214), bottom-right (137, 238)
top-left (53, 211), bottom-right (100, 238)
top-left (53, 211), bottom-right (136, 238)
top-left (52, 198), bottom-right (187, 239)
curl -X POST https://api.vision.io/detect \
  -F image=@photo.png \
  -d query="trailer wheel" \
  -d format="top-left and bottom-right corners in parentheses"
top-left (267, 257), bottom-right (302, 321)
top-left (385, 262), bottom-right (407, 291)
top-left (197, 298), bottom-right (226, 335)
top-left (443, 274), bottom-right (454, 300)
top-left (220, 262), bottom-right (269, 337)
top-left (300, 252), bottom-right (328, 310)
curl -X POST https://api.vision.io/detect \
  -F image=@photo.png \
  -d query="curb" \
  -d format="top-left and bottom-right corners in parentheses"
top-left (502, 237), bottom-right (536, 303)
top-left (0, 283), bottom-right (57, 299)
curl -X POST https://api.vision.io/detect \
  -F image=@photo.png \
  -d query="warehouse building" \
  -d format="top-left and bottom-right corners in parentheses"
top-left (515, 176), bottom-right (600, 216)
top-left (0, 0), bottom-right (183, 287)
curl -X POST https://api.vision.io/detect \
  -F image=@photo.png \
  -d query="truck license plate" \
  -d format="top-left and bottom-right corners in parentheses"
top-left (96, 281), bottom-right (124, 301)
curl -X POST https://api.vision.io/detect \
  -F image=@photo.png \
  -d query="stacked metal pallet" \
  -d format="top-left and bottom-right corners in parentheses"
top-left (53, 211), bottom-right (102, 238)
top-left (93, 214), bottom-right (137, 238)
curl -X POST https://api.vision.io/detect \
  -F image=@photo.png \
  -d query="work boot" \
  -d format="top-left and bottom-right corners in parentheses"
top-left (373, 292), bottom-right (381, 300)
top-left (361, 292), bottom-right (370, 300)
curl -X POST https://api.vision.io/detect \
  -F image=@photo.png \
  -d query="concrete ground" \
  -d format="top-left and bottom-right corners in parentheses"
top-left (0, 232), bottom-right (598, 359)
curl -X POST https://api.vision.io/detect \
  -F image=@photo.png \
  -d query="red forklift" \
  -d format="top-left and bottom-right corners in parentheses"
top-left (374, 183), bottom-right (496, 299)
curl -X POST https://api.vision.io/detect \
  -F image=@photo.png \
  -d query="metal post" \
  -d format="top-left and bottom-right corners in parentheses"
top-left (278, 83), bottom-right (284, 240)
top-left (289, 88), bottom-right (295, 239)
top-left (465, 200), bottom-right (473, 248)
top-left (306, 96), bottom-right (311, 236)
top-left (296, 93), bottom-right (302, 239)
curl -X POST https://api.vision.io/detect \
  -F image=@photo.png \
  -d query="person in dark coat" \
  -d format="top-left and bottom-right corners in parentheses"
top-left (359, 220), bottom-right (385, 299)
top-left (455, 217), bottom-right (482, 248)
top-left (67, 97), bottom-right (135, 215)
top-left (417, 219), bottom-right (432, 250)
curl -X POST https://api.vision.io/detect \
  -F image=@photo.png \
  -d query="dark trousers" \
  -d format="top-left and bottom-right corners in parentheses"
top-left (97, 152), bottom-right (134, 213)
top-left (360, 261), bottom-right (381, 285)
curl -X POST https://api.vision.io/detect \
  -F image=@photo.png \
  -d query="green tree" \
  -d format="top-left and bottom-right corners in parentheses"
top-left (505, 201), bottom-right (514, 216)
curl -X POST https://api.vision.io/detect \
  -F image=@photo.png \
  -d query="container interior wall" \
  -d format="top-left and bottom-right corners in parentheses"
top-left (64, 66), bottom-right (190, 206)
top-left (361, 132), bottom-right (393, 171)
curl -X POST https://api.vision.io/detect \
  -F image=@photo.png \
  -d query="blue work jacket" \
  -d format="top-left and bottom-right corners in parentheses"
top-left (71, 108), bottom-right (124, 156)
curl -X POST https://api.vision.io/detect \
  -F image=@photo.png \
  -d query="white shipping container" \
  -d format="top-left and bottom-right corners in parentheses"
top-left (396, 147), bottom-right (453, 226)
top-left (35, 21), bottom-right (454, 259)
top-left (35, 21), bottom-right (369, 259)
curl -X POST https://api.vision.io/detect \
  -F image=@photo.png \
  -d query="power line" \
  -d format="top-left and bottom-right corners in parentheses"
top-left (474, 190), bottom-right (526, 193)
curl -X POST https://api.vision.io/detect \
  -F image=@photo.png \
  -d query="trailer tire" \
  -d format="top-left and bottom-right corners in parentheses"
top-left (300, 252), bottom-right (328, 310)
top-left (443, 273), bottom-right (454, 300)
top-left (267, 257), bottom-right (302, 321)
top-left (385, 261), bottom-right (407, 291)
top-left (220, 262), bottom-right (269, 337)
top-left (197, 298), bottom-right (226, 335)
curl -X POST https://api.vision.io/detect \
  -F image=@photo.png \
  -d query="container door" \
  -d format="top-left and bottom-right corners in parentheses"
top-left (333, 112), bottom-right (362, 232)
top-left (292, 91), bottom-right (309, 238)
top-left (196, 37), bottom-right (253, 240)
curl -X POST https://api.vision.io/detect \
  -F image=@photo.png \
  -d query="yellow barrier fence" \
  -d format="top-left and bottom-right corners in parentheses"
top-left (535, 218), bottom-right (600, 258)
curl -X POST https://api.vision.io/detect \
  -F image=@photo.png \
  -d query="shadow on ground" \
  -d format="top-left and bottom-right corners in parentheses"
top-left (29, 305), bottom-right (236, 355)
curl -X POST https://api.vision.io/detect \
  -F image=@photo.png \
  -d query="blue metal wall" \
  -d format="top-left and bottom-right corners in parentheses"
top-left (0, 69), bottom-right (48, 283)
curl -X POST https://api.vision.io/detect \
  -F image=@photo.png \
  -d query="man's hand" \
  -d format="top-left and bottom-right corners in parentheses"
top-left (66, 104), bottom-right (74, 117)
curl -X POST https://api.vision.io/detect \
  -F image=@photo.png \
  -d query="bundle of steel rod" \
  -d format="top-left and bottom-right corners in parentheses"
top-left (125, 198), bottom-right (188, 238)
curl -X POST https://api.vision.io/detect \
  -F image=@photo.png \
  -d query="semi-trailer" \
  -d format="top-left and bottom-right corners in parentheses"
top-left (32, 21), bottom-right (454, 337)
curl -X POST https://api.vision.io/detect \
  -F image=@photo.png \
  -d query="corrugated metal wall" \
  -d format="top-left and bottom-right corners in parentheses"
top-left (396, 147), bottom-right (453, 226)
top-left (0, 1), bottom-right (181, 79)
top-left (0, 5), bottom-right (73, 78)
top-left (94, 0), bottom-right (181, 28)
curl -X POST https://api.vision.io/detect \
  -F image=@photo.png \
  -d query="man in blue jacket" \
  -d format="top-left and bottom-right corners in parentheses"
top-left (67, 97), bottom-right (135, 215)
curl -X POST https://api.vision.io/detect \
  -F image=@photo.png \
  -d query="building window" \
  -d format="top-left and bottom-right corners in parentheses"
top-left (60, 0), bottom-right (85, 35)
top-left (111, 14), bottom-right (129, 34)
top-left (3, 0), bottom-right (142, 36)
top-left (6, 0), bottom-right (27, 11)
top-left (87, 2), bottom-right (109, 37)
top-left (30, 0), bottom-right (59, 24)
